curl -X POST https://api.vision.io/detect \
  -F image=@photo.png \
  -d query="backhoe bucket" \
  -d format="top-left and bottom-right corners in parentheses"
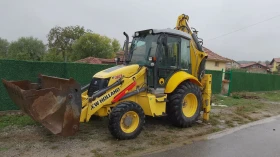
top-left (2, 74), bottom-right (82, 136)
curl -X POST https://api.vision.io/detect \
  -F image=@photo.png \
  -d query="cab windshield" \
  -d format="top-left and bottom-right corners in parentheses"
top-left (129, 34), bottom-right (159, 65)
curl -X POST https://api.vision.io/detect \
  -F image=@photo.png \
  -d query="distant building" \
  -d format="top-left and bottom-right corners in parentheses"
top-left (203, 47), bottom-right (231, 71)
top-left (226, 59), bottom-right (240, 70)
top-left (203, 47), bottom-right (231, 80)
top-left (240, 62), bottom-right (270, 74)
top-left (269, 58), bottom-right (280, 72)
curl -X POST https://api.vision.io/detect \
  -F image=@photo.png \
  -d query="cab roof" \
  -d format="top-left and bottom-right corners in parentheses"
top-left (134, 28), bottom-right (192, 40)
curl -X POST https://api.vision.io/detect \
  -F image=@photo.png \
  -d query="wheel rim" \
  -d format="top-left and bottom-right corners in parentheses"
top-left (120, 111), bottom-right (140, 133)
top-left (182, 93), bottom-right (198, 117)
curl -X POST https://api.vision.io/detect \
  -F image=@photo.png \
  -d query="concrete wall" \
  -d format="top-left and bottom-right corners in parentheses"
top-left (206, 60), bottom-right (227, 79)
top-left (206, 60), bottom-right (226, 71)
top-left (226, 61), bottom-right (240, 70)
top-left (271, 61), bottom-right (280, 72)
top-left (242, 65), bottom-right (268, 74)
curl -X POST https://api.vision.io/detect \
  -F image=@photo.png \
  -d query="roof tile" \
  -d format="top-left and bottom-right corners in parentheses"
top-left (203, 47), bottom-right (230, 62)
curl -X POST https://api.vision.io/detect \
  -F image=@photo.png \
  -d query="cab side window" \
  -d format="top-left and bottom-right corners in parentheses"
top-left (158, 36), bottom-right (180, 68)
top-left (180, 38), bottom-right (191, 71)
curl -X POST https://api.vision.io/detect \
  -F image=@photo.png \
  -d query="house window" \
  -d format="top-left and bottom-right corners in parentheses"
top-left (215, 61), bottom-right (219, 67)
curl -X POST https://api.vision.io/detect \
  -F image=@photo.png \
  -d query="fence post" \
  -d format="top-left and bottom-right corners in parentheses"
top-left (227, 70), bottom-right (232, 96)
top-left (221, 69), bottom-right (224, 94)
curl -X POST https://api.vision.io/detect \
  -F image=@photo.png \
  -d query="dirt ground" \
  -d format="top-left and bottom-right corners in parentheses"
top-left (1, 91), bottom-right (280, 157)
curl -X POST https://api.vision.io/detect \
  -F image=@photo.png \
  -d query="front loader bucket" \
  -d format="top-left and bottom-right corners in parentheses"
top-left (2, 74), bottom-right (82, 136)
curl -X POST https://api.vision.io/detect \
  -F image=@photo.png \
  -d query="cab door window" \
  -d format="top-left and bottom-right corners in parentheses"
top-left (180, 38), bottom-right (191, 72)
top-left (158, 36), bottom-right (180, 68)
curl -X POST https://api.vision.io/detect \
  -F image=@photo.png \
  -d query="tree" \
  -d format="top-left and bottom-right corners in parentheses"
top-left (112, 39), bottom-right (121, 53)
top-left (265, 60), bottom-right (270, 66)
top-left (0, 38), bottom-right (9, 58)
top-left (42, 49), bottom-right (64, 62)
top-left (71, 33), bottom-right (121, 61)
top-left (47, 25), bottom-right (91, 62)
top-left (8, 37), bottom-right (46, 61)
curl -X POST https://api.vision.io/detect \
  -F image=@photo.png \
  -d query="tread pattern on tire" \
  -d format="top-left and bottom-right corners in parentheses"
top-left (167, 81), bottom-right (202, 127)
top-left (108, 101), bottom-right (145, 140)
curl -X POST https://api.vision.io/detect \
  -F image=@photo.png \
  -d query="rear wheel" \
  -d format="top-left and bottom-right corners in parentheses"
top-left (167, 81), bottom-right (202, 127)
top-left (108, 101), bottom-right (145, 140)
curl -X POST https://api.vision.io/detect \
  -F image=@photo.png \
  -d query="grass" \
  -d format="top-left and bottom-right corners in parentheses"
top-left (147, 135), bottom-right (176, 146)
top-left (213, 94), bottom-right (259, 107)
top-left (50, 146), bottom-right (59, 150)
top-left (0, 147), bottom-right (9, 151)
top-left (209, 116), bottom-right (220, 126)
top-left (225, 120), bottom-right (235, 127)
top-left (0, 115), bottom-right (37, 129)
top-left (91, 148), bottom-right (103, 157)
top-left (232, 116), bottom-right (245, 124)
top-left (254, 91), bottom-right (280, 101)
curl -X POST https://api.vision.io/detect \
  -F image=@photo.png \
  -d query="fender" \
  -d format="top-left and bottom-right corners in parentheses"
top-left (165, 71), bottom-right (202, 93)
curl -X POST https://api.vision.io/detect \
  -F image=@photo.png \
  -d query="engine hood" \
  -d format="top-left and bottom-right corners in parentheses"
top-left (93, 64), bottom-right (141, 79)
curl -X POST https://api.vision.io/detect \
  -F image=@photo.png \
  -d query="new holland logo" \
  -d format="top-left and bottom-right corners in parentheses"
top-left (91, 88), bottom-right (120, 110)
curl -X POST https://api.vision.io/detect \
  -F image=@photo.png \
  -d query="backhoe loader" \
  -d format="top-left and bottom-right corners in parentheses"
top-left (2, 14), bottom-right (212, 140)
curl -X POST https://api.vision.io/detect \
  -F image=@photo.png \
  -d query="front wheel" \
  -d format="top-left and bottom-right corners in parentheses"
top-left (108, 101), bottom-right (145, 140)
top-left (167, 81), bottom-right (202, 127)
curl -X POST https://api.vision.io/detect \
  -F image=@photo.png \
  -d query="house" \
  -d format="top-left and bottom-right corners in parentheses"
top-left (269, 58), bottom-right (280, 72)
top-left (240, 62), bottom-right (270, 74)
top-left (226, 59), bottom-right (240, 70)
top-left (203, 47), bottom-right (231, 71)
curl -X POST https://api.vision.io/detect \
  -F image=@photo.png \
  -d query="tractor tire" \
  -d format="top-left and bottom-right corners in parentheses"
top-left (167, 81), bottom-right (202, 127)
top-left (108, 101), bottom-right (145, 140)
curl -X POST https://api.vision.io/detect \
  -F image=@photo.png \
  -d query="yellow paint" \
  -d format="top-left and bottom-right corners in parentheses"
top-left (94, 107), bottom-right (110, 117)
top-left (206, 60), bottom-right (227, 78)
top-left (182, 93), bottom-right (198, 117)
top-left (93, 64), bottom-right (140, 80)
top-left (120, 111), bottom-right (140, 133)
top-left (80, 105), bottom-right (88, 122)
top-left (271, 60), bottom-right (280, 72)
top-left (165, 71), bottom-right (202, 93)
top-left (175, 14), bottom-right (208, 78)
top-left (81, 91), bottom-right (89, 108)
top-left (159, 78), bottom-right (165, 85)
top-left (147, 94), bottom-right (166, 116)
top-left (134, 93), bottom-right (166, 116)
top-left (201, 74), bottom-right (212, 121)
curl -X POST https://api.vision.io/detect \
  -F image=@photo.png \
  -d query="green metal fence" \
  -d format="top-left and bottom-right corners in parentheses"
top-left (6, 59), bottom-right (278, 110)
top-left (206, 70), bottom-right (223, 94)
top-left (230, 71), bottom-right (280, 92)
top-left (0, 59), bottom-right (113, 111)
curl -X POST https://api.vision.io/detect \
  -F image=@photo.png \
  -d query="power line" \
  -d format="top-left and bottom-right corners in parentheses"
top-left (206, 14), bottom-right (280, 41)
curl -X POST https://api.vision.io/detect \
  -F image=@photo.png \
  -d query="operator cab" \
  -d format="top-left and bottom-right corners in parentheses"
top-left (127, 29), bottom-right (193, 91)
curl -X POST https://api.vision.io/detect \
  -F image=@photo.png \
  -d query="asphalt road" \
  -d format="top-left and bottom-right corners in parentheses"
top-left (142, 116), bottom-right (280, 157)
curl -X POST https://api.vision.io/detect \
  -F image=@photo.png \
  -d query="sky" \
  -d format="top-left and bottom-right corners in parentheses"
top-left (0, 0), bottom-right (280, 61)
